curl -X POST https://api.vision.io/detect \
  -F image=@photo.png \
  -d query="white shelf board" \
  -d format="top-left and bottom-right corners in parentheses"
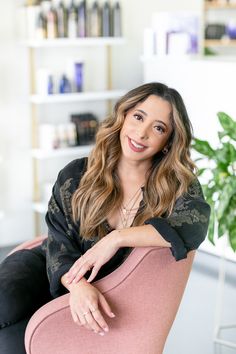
top-left (25, 37), bottom-right (125, 48)
top-left (30, 89), bottom-right (126, 104)
top-left (31, 145), bottom-right (93, 159)
top-left (140, 54), bottom-right (200, 62)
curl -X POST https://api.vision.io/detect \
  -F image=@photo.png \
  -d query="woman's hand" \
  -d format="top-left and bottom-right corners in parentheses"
top-left (69, 280), bottom-right (115, 336)
top-left (66, 231), bottom-right (119, 284)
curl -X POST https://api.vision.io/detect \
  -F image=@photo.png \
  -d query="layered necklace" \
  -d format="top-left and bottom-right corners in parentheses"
top-left (119, 186), bottom-right (143, 228)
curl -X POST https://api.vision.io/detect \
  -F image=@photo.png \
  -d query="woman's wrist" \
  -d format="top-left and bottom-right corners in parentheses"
top-left (111, 229), bottom-right (124, 248)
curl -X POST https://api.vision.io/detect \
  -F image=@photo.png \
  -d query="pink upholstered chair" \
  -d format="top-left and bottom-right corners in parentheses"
top-left (11, 236), bottom-right (195, 354)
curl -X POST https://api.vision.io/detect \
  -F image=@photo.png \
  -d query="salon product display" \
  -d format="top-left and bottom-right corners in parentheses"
top-left (26, 0), bottom-right (122, 40)
top-left (71, 113), bottom-right (98, 145)
top-left (36, 61), bottom-right (83, 95)
top-left (38, 122), bottom-right (77, 150)
top-left (38, 113), bottom-right (98, 150)
top-left (143, 12), bottom-right (199, 57)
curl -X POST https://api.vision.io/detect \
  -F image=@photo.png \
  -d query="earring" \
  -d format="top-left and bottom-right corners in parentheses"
top-left (162, 147), bottom-right (168, 155)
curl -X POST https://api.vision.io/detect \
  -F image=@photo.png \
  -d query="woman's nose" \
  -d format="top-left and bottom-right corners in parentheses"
top-left (137, 126), bottom-right (149, 140)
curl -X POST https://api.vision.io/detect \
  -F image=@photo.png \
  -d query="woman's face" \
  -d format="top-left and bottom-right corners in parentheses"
top-left (120, 95), bottom-right (173, 164)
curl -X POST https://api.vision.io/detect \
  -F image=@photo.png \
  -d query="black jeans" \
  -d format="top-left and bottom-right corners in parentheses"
top-left (0, 247), bottom-right (52, 354)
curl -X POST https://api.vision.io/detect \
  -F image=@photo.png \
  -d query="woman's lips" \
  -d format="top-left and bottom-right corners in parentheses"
top-left (128, 137), bottom-right (147, 152)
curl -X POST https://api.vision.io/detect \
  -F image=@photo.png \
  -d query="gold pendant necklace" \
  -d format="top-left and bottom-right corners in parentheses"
top-left (119, 188), bottom-right (143, 228)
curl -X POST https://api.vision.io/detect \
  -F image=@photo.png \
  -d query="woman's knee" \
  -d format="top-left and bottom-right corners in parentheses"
top-left (0, 249), bottom-right (51, 328)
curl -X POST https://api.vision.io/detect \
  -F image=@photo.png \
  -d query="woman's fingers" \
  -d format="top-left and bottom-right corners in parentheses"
top-left (74, 305), bottom-right (110, 335)
top-left (99, 293), bottom-right (116, 318)
top-left (66, 262), bottom-right (92, 284)
top-left (71, 262), bottom-right (93, 283)
top-left (70, 309), bottom-right (82, 326)
top-left (87, 265), bottom-right (100, 283)
top-left (90, 308), bottom-right (109, 333)
top-left (83, 311), bottom-right (106, 335)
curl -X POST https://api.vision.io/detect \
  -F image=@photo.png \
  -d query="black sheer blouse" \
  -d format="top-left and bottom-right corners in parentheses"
top-left (40, 157), bottom-right (210, 298)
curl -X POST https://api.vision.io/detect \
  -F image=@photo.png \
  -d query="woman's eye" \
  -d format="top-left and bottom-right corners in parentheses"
top-left (133, 114), bottom-right (143, 121)
top-left (154, 125), bottom-right (165, 134)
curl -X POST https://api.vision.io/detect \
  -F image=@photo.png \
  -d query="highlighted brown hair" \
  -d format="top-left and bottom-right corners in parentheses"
top-left (72, 82), bottom-right (196, 240)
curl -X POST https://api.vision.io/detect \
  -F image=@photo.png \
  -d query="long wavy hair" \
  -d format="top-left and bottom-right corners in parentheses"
top-left (72, 82), bottom-right (196, 240)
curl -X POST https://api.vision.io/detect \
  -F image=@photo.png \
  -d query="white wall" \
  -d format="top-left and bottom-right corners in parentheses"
top-left (0, 2), bottom-right (33, 246)
top-left (0, 0), bottom-right (204, 246)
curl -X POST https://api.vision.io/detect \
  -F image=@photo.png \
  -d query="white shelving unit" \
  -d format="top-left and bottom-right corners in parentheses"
top-left (26, 33), bottom-right (126, 234)
top-left (30, 89), bottom-right (126, 104)
top-left (25, 37), bottom-right (125, 48)
top-left (31, 145), bottom-right (93, 159)
top-left (203, 0), bottom-right (236, 53)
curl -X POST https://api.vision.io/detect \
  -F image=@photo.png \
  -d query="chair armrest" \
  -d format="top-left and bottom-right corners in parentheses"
top-left (25, 246), bottom-right (195, 354)
top-left (8, 236), bottom-right (47, 256)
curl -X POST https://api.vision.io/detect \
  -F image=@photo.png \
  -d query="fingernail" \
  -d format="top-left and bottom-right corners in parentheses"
top-left (104, 327), bottom-right (109, 332)
top-left (99, 332), bottom-right (105, 336)
top-left (111, 313), bottom-right (115, 317)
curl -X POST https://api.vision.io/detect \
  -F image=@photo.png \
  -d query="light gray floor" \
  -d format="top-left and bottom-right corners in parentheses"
top-left (1, 246), bottom-right (236, 353)
top-left (164, 250), bottom-right (236, 354)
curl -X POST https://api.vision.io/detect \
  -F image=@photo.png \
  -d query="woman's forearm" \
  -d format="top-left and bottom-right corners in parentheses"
top-left (114, 224), bottom-right (171, 249)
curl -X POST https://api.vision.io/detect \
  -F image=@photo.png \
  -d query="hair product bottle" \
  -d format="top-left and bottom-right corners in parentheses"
top-left (112, 1), bottom-right (121, 37)
top-left (77, 0), bottom-right (87, 37)
top-left (68, 0), bottom-right (78, 38)
top-left (46, 4), bottom-right (58, 39)
top-left (102, 1), bottom-right (111, 37)
top-left (74, 62), bottom-right (83, 92)
top-left (36, 10), bottom-right (47, 39)
top-left (90, 1), bottom-right (101, 37)
top-left (57, 1), bottom-right (68, 38)
top-left (59, 74), bottom-right (72, 93)
top-left (47, 74), bottom-right (54, 94)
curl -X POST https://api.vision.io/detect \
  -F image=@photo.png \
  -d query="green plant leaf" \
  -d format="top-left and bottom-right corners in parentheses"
top-left (217, 112), bottom-right (236, 141)
top-left (196, 168), bottom-right (206, 176)
top-left (192, 112), bottom-right (236, 252)
top-left (217, 177), bottom-right (236, 219)
top-left (218, 219), bottom-right (227, 238)
top-left (192, 138), bottom-right (215, 158)
top-left (207, 207), bottom-right (215, 245)
top-left (228, 226), bottom-right (236, 252)
top-left (218, 131), bottom-right (227, 140)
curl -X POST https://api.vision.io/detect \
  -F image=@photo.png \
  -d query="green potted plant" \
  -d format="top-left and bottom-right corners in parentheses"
top-left (191, 112), bottom-right (236, 252)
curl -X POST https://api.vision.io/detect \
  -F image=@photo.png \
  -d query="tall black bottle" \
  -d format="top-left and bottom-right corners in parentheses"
top-left (112, 1), bottom-right (121, 37)
top-left (102, 1), bottom-right (111, 37)
top-left (57, 1), bottom-right (68, 38)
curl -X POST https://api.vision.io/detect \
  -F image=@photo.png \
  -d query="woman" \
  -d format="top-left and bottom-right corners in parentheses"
top-left (0, 82), bottom-right (210, 353)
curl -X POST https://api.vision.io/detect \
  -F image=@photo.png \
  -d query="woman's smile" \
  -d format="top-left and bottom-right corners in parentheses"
top-left (128, 137), bottom-right (148, 152)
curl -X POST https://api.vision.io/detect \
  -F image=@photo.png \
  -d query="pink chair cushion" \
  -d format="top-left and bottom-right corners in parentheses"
top-left (23, 244), bottom-right (195, 354)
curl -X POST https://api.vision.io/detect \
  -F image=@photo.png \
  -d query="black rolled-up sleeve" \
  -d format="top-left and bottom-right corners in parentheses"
top-left (144, 179), bottom-right (211, 261)
top-left (44, 160), bottom-right (85, 298)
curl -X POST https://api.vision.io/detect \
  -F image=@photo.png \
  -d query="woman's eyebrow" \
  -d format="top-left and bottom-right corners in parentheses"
top-left (136, 109), bottom-right (168, 128)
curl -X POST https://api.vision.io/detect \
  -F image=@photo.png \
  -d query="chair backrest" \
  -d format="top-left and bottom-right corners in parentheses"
top-left (8, 236), bottom-right (47, 256)
top-left (25, 244), bottom-right (195, 354)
